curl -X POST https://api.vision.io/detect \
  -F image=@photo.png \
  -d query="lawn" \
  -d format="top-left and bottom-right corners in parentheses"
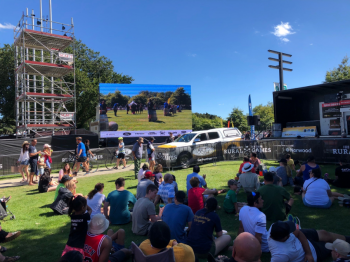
top-left (106, 109), bottom-right (192, 131)
top-left (1, 160), bottom-right (349, 262)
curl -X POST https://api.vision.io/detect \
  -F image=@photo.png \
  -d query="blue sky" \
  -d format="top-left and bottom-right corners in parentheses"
top-left (1, 0), bottom-right (349, 118)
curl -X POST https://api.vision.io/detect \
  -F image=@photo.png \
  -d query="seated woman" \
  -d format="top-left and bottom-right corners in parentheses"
top-left (87, 183), bottom-right (106, 219)
top-left (58, 163), bottom-right (77, 183)
top-left (38, 167), bottom-right (58, 193)
top-left (186, 198), bottom-right (231, 258)
top-left (153, 164), bottom-right (163, 187)
top-left (302, 168), bottom-right (343, 209)
top-left (50, 180), bottom-right (82, 215)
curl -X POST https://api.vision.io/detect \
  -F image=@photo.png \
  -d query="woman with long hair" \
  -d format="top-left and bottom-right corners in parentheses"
top-left (58, 163), bottom-right (77, 183)
top-left (17, 141), bottom-right (30, 183)
top-left (87, 183), bottom-right (106, 219)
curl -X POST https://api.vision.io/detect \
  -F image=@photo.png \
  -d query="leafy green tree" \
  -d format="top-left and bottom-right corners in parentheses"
top-left (128, 94), bottom-right (147, 106)
top-left (169, 87), bottom-right (191, 106)
top-left (226, 107), bottom-right (249, 132)
top-left (253, 102), bottom-right (274, 131)
top-left (192, 113), bottom-right (222, 131)
top-left (325, 56), bottom-right (350, 83)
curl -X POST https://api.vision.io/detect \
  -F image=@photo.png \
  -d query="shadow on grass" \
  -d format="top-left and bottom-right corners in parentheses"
top-left (127, 186), bottom-right (137, 189)
top-left (39, 212), bottom-right (57, 218)
top-left (40, 204), bottom-right (51, 209)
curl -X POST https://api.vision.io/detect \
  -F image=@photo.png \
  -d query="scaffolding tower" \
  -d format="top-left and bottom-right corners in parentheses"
top-left (14, 1), bottom-right (76, 137)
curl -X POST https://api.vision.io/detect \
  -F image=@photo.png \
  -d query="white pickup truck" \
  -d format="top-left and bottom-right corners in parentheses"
top-left (156, 127), bottom-right (242, 168)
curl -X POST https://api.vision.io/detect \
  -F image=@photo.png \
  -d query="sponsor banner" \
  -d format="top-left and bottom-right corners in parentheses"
top-left (58, 52), bottom-right (74, 63)
top-left (282, 126), bottom-right (317, 138)
top-left (60, 112), bottom-right (74, 121)
top-left (100, 130), bottom-right (192, 138)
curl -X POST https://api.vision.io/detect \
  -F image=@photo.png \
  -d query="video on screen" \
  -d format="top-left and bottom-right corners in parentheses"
top-left (99, 84), bottom-right (192, 132)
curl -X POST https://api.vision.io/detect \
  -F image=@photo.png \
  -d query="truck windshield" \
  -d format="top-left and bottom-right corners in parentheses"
top-left (176, 133), bottom-right (197, 142)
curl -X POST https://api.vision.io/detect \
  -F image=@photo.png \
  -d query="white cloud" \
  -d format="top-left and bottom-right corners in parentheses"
top-left (187, 53), bottom-right (197, 58)
top-left (310, 43), bottom-right (313, 46)
top-left (0, 23), bottom-right (15, 30)
top-left (272, 22), bottom-right (295, 42)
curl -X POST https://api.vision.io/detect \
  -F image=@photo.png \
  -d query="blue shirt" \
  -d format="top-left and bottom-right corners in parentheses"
top-left (162, 204), bottom-right (194, 243)
top-left (77, 142), bottom-right (86, 157)
top-left (186, 208), bottom-right (222, 254)
top-left (113, 103), bottom-right (118, 109)
top-left (106, 190), bottom-right (136, 225)
top-left (157, 182), bottom-right (175, 204)
top-left (164, 102), bottom-right (168, 109)
top-left (303, 164), bottom-right (320, 181)
top-left (186, 173), bottom-right (206, 193)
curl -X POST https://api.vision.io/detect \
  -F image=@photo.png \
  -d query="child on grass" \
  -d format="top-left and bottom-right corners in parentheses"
top-left (61, 195), bottom-right (92, 257)
top-left (223, 179), bottom-right (239, 215)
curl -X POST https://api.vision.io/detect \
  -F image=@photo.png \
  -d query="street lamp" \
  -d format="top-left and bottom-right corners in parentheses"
top-left (268, 50), bottom-right (293, 91)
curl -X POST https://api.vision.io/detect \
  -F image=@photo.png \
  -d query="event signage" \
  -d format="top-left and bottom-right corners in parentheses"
top-left (322, 100), bottom-right (350, 118)
top-left (59, 112), bottom-right (74, 121)
top-left (100, 130), bottom-right (192, 138)
top-left (273, 82), bottom-right (287, 91)
top-left (282, 126), bottom-right (317, 138)
top-left (58, 52), bottom-right (74, 63)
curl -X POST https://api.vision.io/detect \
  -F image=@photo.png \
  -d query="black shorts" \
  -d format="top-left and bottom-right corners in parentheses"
top-left (117, 153), bottom-right (125, 159)
top-left (29, 160), bottom-right (38, 175)
top-left (300, 229), bottom-right (331, 261)
top-left (77, 157), bottom-right (87, 163)
top-left (109, 250), bottom-right (126, 262)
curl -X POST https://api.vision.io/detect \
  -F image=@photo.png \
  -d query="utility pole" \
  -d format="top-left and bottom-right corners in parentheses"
top-left (268, 50), bottom-right (293, 91)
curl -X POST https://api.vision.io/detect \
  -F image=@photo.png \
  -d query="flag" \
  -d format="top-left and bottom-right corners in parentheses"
top-left (167, 98), bottom-right (170, 104)
top-left (231, 118), bottom-right (234, 128)
top-left (228, 120), bottom-right (230, 128)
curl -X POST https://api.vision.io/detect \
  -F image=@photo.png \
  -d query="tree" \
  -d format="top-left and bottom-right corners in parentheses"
top-left (169, 87), bottom-right (191, 106)
top-left (325, 56), bottom-right (350, 83)
top-left (253, 102), bottom-right (274, 131)
top-left (226, 107), bottom-right (249, 132)
top-left (192, 113), bottom-right (222, 131)
top-left (128, 94), bottom-right (147, 106)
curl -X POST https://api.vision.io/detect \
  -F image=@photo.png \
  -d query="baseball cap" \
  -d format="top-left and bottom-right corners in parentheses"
top-left (270, 221), bottom-right (296, 240)
top-left (278, 158), bottom-right (287, 164)
top-left (88, 214), bottom-right (109, 235)
top-left (145, 171), bottom-right (155, 178)
top-left (149, 137), bottom-right (156, 141)
top-left (325, 239), bottom-right (350, 257)
top-left (59, 175), bottom-right (73, 184)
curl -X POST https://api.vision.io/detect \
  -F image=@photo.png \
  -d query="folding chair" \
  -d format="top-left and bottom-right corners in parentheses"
top-left (131, 241), bottom-right (175, 262)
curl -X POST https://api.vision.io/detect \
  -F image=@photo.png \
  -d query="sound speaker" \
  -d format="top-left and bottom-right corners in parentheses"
top-left (247, 116), bottom-right (254, 125)
top-left (253, 115), bottom-right (260, 126)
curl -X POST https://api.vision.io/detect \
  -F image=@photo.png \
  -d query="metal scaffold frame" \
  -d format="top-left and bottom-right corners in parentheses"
top-left (13, 0), bottom-right (76, 137)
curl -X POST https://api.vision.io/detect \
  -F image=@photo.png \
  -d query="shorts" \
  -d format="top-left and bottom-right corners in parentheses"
top-left (45, 159), bottom-right (51, 169)
top-left (29, 160), bottom-right (38, 175)
top-left (300, 229), bottom-right (331, 261)
top-left (148, 156), bottom-right (155, 162)
top-left (303, 197), bottom-right (332, 209)
top-left (109, 250), bottom-right (126, 262)
top-left (77, 157), bottom-right (87, 163)
top-left (112, 242), bottom-right (125, 252)
top-left (61, 245), bottom-right (84, 257)
top-left (117, 153), bottom-right (125, 159)
top-left (20, 160), bottom-right (29, 165)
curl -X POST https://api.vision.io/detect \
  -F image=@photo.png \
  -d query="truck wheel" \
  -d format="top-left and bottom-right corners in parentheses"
top-left (177, 152), bottom-right (192, 169)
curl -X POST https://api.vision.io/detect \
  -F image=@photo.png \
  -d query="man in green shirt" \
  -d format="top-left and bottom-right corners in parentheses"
top-left (54, 175), bottom-right (73, 200)
top-left (223, 179), bottom-right (238, 215)
top-left (258, 172), bottom-right (294, 222)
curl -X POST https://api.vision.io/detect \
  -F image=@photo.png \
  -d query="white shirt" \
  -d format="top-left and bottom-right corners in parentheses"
top-left (138, 169), bottom-right (146, 182)
top-left (239, 206), bottom-right (269, 252)
top-left (268, 225), bottom-right (317, 262)
top-left (18, 149), bottom-right (30, 162)
top-left (303, 178), bottom-right (330, 206)
top-left (87, 192), bottom-right (106, 219)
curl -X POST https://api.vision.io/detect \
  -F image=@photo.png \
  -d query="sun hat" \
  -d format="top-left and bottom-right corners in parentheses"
top-left (242, 163), bottom-right (254, 172)
top-left (148, 221), bottom-right (171, 249)
top-left (325, 239), bottom-right (350, 257)
top-left (118, 137), bottom-right (123, 140)
top-left (59, 175), bottom-right (73, 184)
top-left (22, 141), bottom-right (29, 146)
top-left (44, 144), bottom-right (51, 148)
top-left (145, 171), bottom-right (155, 178)
top-left (270, 221), bottom-right (296, 240)
top-left (88, 213), bottom-right (109, 235)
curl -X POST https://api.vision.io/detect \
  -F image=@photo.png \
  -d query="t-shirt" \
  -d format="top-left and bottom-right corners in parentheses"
top-left (106, 190), bottom-right (136, 225)
top-left (118, 142), bottom-right (125, 154)
top-left (136, 179), bottom-right (154, 199)
top-left (277, 166), bottom-right (289, 186)
top-left (66, 212), bottom-right (91, 248)
top-left (186, 173), bottom-right (206, 193)
top-left (303, 178), bottom-right (330, 206)
top-left (267, 225), bottom-right (317, 262)
top-left (138, 169), bottom-right (146, 182)
top-left (186, 208), bottom-right (222, 254)
top-left (287, 159), bottom-right (294, 170)
top-left (237, 172), bottom-right (260, 193)
top-left (85, 145), bottom-right (90, 156)
top-left (132, 142), bottom-right (143, 159)
top-left (77, 142), bottom-right (87, 157)
top-left (147, 142), bottom-right (155, 158)
top-left (250, 158), bottom-right (261, 170)
top-left (188, 187), bottom-right (205, 215)
top-left (28, 145), bottom-right (38, 161)
top-left (258, 184), bottom-right (290, 222)
top-left (302, 164), bottom-right (320, 181)
top-left (334, 164), bottom-right (350, 188)
top-left (139, 239), bottom-right (195, 262)
top-left (223, 190), bottom-right (237, 213)
top-left (157, 183), bottom-right (175, 204)
top-left (87, 192), bottom-right (106, 219)
top-left (162, 204), bottom-right (194, 243)
top-left (54, 183), bottom-right (65, 200)
top-left (154, 172), bottom-right (162, 186)
top-left (239, 161), bottom-right (256, 174)
top-left (132, 197), bottom-right (156, 235)
top-left (239, 206), bottom-right (269, 252)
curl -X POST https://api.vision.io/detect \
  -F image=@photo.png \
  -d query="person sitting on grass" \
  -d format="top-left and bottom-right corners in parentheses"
top-left (186, 198), bottom-right (232, 258)
top-left (285, 154), bottom-right (295, 171)
top-left (325, 239), bottom-right (350, 262)
top-left (54, 175), bottom-right (74, 200)
top-left (51, 180), bottom-right (83, 215)
top-left (61, 196), bottom-right (92, 257)
top-left (153, 164), bottom-right (163, 186)
top-left (58, 163), bottom-right (77, 183)
top-left (139, 221), bottom-right (195, 262)
top-left (276, 159), bottom-right (294, 186)
top-left (223, 179), bottom-right (239, 215)
top-left (162, 191), bottom-right (194, 243)
top-left (325, 159), bottom-right (350, 189)
top-left (38, 167), bottom-right (58, 193)
top-left (154, 173), bottom-right (176, 205)
top-left (171, 174), bottom-right (179, 194)
top-left (87, 183), bottom-right (106, 219)
top-left (59, 251), bottom-right (83, 262)
top-left (0, 225), bottom-right (21, 262)
top-left (302, 168), bottom-right (344, 209)
top-left (137, 162), bottom-right (150, 182)
top-left (186, 166), bottom-right (207, 194)
top-left (237, 156), bottom-right (256, 177)
top-left (104, 178), bottom-right (136, 225)
top-left (236, 163), bottom-right (260, 193)
top-left (297, 156), bottom-right (320, 183)
top-left (258, 172), bottom-right (294, 222)
top-left (136, 171), bottom-right (155, 199)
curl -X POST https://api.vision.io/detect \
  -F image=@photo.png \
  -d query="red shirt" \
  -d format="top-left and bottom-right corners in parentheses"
top-left (84, 232), bottom-right (106, 262)
top-left (239, 161), bottom-right (256, 173)
top-left (188, 187), bottom-right (205, 215)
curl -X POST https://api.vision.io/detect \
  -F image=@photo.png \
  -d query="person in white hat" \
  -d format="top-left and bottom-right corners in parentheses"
top-left (236, 163), bottom-right (260, 194)
top-left (326, 239), bottom-right (350, 262)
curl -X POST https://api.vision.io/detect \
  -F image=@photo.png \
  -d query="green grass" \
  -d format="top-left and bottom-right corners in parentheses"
top-left (106, 109), bottom-right (192, 131)
top-left (1, 160), bottom-right (349, 262)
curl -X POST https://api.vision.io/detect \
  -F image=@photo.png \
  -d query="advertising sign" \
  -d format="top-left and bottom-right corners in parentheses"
top-left (273, 82), bottom-right (287, 91)
top-left (100, 130), bottom-right (191, 138)
top-left (59, 112), bottom-right (74, 121)
top-left (58, 52), bottom-right (74, 63)
top-left (282, 126), bottom-right (317, 137)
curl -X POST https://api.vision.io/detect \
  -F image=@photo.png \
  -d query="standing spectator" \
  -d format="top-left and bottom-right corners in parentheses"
top-left (132, 137), bottom-right (144, 179)
top-left (85, 139), bottom-right (94, 174)
top-left (154, 174), bottom-right (175, 205)
top-left (104, 178), bottom-right (136, 225)
top-left (17, 141), bottom-right (30, 183)
top-left (72, 137), bottom-right (88, 176)
top-left (238, 156), bottom-right (256, 176)
top-left (186, 166), bottom-right (207, 194)
top-left (326, 239), bottom-right (350, 262)
top-left (162, 191), bottom-right (194, 243)
top-left (236, 163), bottom-right (260, 193)
top-left (147, 137), bottom-right (156, 172)
top-left (276, 159), bottom-right (293, 186)
top-left (285, 154), bottom-right (295, 171)
top-left (258, 172), bottom-right (294, 222)
top-left (163, 100), bottom-right (169, 116)
top-left (113, 102), bottom-right (118, 116)
top-left (297, 156), bottom-right (320, 183)
top-left (28, 139), bottom-right (41, 185)
top-left (132, 184), bottom-right (164, 235)
top-left (245, 131), bottom-right (251, 140)
top-left (326, 159), bottom-right (350, 188)
top-left (153, 164), bottom-right (163, 186)
top-left (223, 179), bottom-right (239, 215)
top-left (147, 98), bottom-right (154, 121)
top-left (87, 183), bottom-right (106, 219)
top-left (126, 104), bottom-right (129, 114)
top-left (99, 100), bottom-right (107, 115)
top-left (138, 162), bottom-right (150, 182)
top-left (186, 198), bottom-right (232, 257)
top-left (238, 192), bottom-right (269, 252)
top-left (250, 153), bottom-right (261, 172)
top-left (43, 144), bottom-right (52, 171)
top-left (166, 132), bottom-right (175, 143)
top-left (115, 137), bottom-right (126, 169)
top-left (136, 171), bottom-right (155, 199)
